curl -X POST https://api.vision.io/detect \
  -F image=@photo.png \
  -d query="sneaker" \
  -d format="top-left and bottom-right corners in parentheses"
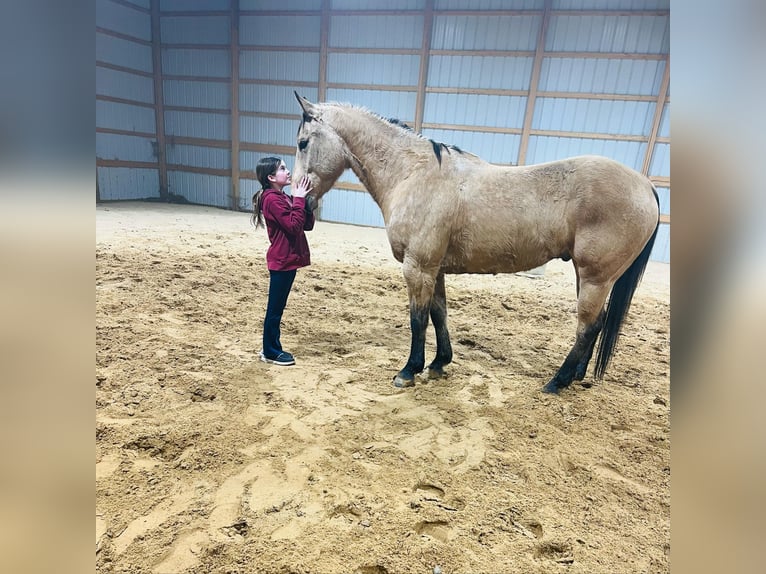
top-left (259, 351), bottom-right (295, 366)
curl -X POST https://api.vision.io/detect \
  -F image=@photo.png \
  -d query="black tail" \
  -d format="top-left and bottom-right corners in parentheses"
top-left (594, 190), bottom-right (661, 378)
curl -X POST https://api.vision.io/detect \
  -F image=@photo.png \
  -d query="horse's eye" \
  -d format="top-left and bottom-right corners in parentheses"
top-left (298, 139), bottom-right (309, 151)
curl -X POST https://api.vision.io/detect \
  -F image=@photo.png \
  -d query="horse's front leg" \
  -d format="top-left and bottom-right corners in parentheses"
top-left (393, 260), bottom-right (436, 388)
top-left (427, 271), bottom-right (452, 379)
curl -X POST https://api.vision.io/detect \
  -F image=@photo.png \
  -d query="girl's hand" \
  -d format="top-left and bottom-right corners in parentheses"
top-left (292, 175), bottom-right (313, 198)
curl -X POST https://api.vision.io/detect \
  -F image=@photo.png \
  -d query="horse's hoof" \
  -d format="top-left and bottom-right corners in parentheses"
top-left (393, 374), bottom-right (415, 388)
top-left (427, 367), bottom-right (447, 380)
top-left (542, 380), bottom-right (563, 394)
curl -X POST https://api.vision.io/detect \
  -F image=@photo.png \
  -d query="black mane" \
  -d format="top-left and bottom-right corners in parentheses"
top-left (384, 117), bottom-right (463, 166)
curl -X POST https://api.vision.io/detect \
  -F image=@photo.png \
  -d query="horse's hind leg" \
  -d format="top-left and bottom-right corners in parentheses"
top-left (427, 271), bottom-right (452, 379)
top-left (543, 281), bottom-right (610, 394)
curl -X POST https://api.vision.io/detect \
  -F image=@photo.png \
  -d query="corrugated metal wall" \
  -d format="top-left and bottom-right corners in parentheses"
top-left (96, 0), bottom-right (670, 262)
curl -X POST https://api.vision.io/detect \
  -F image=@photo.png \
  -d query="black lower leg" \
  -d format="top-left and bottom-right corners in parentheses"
top-left (543, 318), bottom-right (604, 394)
top-left (427, 273), bottom-right (452, 377)
top-left (574, 311), bottom-right (605, 380)
top-left (394, 304), bottom-right (430, 387)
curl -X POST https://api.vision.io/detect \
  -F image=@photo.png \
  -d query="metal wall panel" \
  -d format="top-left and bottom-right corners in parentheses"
top-left (422, 128), bottom-right (520, 164)
top-left (652, 223), bottom-right (669, 263)
top-left (533, 97), bottom-right (654, 135)
top-left (321, 189), bottom-right (385, 228)
top-left (98, 167), bottom-right (160, 200)
top-left (546, 14), bottom-right (669, 54)
top-left (649, 142), bottom-right (669, 177)
top-left (162, 49), bottom-right (231, 77)
top-left (97, 100), bottom-right (156, 133)
top-left (424, 93), bottom-right (526, 128)
top-left (239, 16), bottom-right (320, 47)
top-left (240, 117), bottom-right (295, 146)
top-left (161, 0), bottom-right (230, 10)
top-left (655, 186), bottom-right (669, 215)
top-left (431, 15), bottom-right (540, 50)
top-left (96, 0), bottom-right (151, 41)
top-left (553, 0), bottom-right (669, 11)
top-left (97, 133), bottom-right (157, 163)
top-left (161, 16), bottom-right (231, 44)
top-left (325, 89), bottom-right (417, 121)
top-left (163, 79), bottom-right (231, 110)
top-left (96, 32), bottom-right (153, 72)
top-left (241, 84), bottom-right (319, 114)
top-left (527, 135), bottom-right (646, 171)
top-left (435, 0), bottom-right (544, 9)
top-left (164, 110), bottom-right (231, 140)
top-left (97, 67), bottom-right (155, 104)
top-left (129, 0), bottom-right (151, 8)
top-left (333, 0), bottom-right (425, 8)
top-left (168, 171), bottom-right (231, 207)
top-left (539, 58), bottom-right (665, 95)
top-left (427, 55), bottom-right (534, 90)
top-left (329, 16), bottom-right (423, 49)
top-left (658, 102), bottom-right (669, 137)
top-left (327, 54), bottom-right (420, 85)
top-left (240, 152), bottom-right (296, 173)
top-left (240, 51), bottom-right (320, 82)
top-left (240, 0), bottom-right (321, 9)
top-left (166, 145), bottom-right (231, 169)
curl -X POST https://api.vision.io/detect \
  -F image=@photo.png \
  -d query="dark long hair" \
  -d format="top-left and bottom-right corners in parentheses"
top-left (251, 156), bottom-right (282, 228)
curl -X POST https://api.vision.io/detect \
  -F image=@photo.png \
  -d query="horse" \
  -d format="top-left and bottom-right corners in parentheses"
top-left (292, 92), bottom-right (660, 394)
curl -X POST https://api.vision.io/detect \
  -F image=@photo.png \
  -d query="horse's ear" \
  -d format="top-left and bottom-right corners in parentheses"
top-left (294, 91), bottom-right (317, 120)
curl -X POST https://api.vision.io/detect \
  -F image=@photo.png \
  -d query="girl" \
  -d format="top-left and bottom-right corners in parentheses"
top-left (252, 157), bottom-right (314, 366)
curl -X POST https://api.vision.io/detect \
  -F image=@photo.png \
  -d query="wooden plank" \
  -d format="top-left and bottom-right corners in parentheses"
top-left (414, 0), bottom-right (434, 132)
top-left (231, 0), bottom-right (240, 211)
top-left (96, 27), bottom-right (152, 46)
top-left (164, 105), bottom-right (230, 115)
top-left (151, 0), bottom-right (168, 200)
top-left (166, 164), bottom-right (230, 177)
top-left (426, 86), bottom-right (528, 97)
top-left (530, 129), bottom-right (647, 142)
top-left (545, 51), bottom-right (665, 60)
top-left (97, 159), bottom-right (158, 169)
top-left (642, 57), bottom-right (670, 176)
top-left (160, 43), bottom-right (230, 50)
top-left (421, 123), bottom-right (522, 135)
top-left (97, 127), bottom-right (157, 138)
top-left (161, 74), bottom-right (231, 83)
top-left (96, 60), bottom-right (154, 78)
top-left (96, 95), bottom-right (155, 109)
top-left (518, 0), bottom-right (551, 166)
top-left (107, 0), bottom-right (151, 15)
top-left (325, 82), bottom-right (417, 92)
top-left (319, 0), bottom-right (330, 101)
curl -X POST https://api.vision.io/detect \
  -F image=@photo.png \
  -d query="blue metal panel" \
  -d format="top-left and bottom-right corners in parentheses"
top-left (325, 89), bottom-right (417, 121)
top-left (98, 167), bottom-right (160, 200)
top-left (527, 135), bottom-right (646, 171)
top-left (167, 171), bottom-right (231, 207)
top-left (651, 222), bottom-right (669, 263)
top-left (327, 54), bottom-right (420, 86)
top-left (431, 15), bottom-right (541, 50)
top-left (239, 16), bottom-right (320, 47)
top-left (240, 0), bottom-right (321, 9)
top-left (533, 97), bottom-right (654, 135)
top-left (166, 145), bottom-right (231, 169)
top-left (329, 16), bottom-right (423, 49)
top-left (333, 0), bottom-right (425, 8)
top-left (428, 55), bottom-right (534, 90)
top-left (658, 102), bottom-right (669, 137)
top-left (338, 170), bottom-right (361, 185)
top-left (321, 189), bottom-right (385, 228)
top-left (553, 0), bottom-right (669, 11)
top-left (96, 0), bottom-right (151, 41)
top-left (655, 186), bottom-right (669, 215)
top-left (96, 32), bottom-right (153, 73)
top-left (129, 0), bottom-right (151, 8)
top-left (424, 93), bottom-right (526, 128)
top-left (422, 128), bottom-right (520, 164)
top-left (97, 100), bottom-right (156, 133)
top-left (435, 0), bottom-right (544, 9)
top-left (97, 133), bottom-right (156, 162)
top-left (161, 0), bottom-right (230, 10)
top-left (162, 49), bottom-right (231, 77)
top-left (240, 117), bottom-right (295, 146)
top-left (97, 67), bottom-right (155, 104)
top-left (649, 142), bottom-right (669, 177)
top-left (240, 152), bottom-right (296, 172)
top-left (161, 16), bottom-right (230, 44)
top-left (164, 111), bottom-right (231, 140)
top-left (240, 84), bottom-right (318, 114)
top-left (163, 79), bottom-right (230, 110)
top-left (540, 58), bottom-right (665, 95)
top-left (546, 14), bottom-right (669, 54)
top-left (240, 51), bottom-right (320, 82)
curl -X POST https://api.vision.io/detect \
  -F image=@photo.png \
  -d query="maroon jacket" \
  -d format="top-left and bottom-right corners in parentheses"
top-left (261, 188), bottom-right (315, 271)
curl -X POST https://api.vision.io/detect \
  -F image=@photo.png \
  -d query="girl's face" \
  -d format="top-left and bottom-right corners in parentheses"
top-left (269, 161), bottom-right (291, 190)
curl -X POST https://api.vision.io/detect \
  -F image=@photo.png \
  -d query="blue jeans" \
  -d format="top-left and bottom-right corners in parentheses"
top-left (262, 269), bottom-right (296, 358)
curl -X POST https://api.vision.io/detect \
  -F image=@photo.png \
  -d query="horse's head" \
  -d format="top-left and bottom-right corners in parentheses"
top-left (292, 92), bottom-right (353, 200)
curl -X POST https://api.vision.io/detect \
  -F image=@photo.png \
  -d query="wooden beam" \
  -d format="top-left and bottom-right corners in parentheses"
top-left (166, 164), bottom-right (230, 177)
top-left (96, 27), bottom-right (152, 46)
top-left (642, 56), bottom-right (670, 176)
top-left (318, 0), bottom-right (330, 101)
top-left (108, 0), bottom-right (150, 15)
top-left (163, 105), bottom-right (230, 115)
top-left (96, 60), bottom-right (153, 78)
top-left (96, 127), bottom-right (157, 138)
top-left (96, 94), bottom-right (155, 109)
top-left (517, 0), bottom-right (551, 166)
top-left (97, 159), bottom-right (158, 169)
top-left (414, 0), bottom-right (434, 132)
top-left (231, 0), bottom-right (240, 211)
top-left (150, 0), bottom-right (168, 201)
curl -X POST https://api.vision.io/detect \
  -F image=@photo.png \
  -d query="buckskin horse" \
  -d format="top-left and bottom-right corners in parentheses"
top-left (292, 92), bottom-right (659, 394)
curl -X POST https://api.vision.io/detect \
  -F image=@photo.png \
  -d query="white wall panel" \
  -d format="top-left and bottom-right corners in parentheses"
top-left (325, 89), bottom-right (417, 121)
top-left (533, 98), bottom-right (654, 135)
top-left (97, 32), bottom-right (153, 72)
top-left (96, 0), bottom-right (151, 41)
top-left (97, 100), bottom-right (156, 133)
top-left (329, 16), bottom-right (423, 49)
top-left (424, 93), bottom-right (526, 128)
top-left (333, 0), bottom-right (425, 8)
top-left (168, 171), bottom-right (231, 207)
top-left (652, 222), bottom-right (669, 263)
top-left (97, 67), bottom-right (155, 104)
top-left (97, 133), bottom-right (157, 163)
top-left (161, 0), bottom-right (230, 10)
top-left (546, 14), bottom-right (669, 54)
top-left (435, 0), bottom-right (544, 11)
top-left (240, 51), bottom-right (320, 82)
top-left (431, 15), bottom-right (540, 50)
top-left (240, 117), bottom-right (296, 146)
top-left (527, 135), bottom-right (646, 171)
top-left (655, 186), bottom-right (669, 215)
top-left (658, 103), bottom-right (669, 137)
top-left (649, 142), bottom-right (669, 177)
top-left (553, 0), bottom-right (668, 8)
top-left (163, 80), bottom-right (231, 110)
top-left (98, 167), bottom-right (160, 200)
top-left (539, 58), bottom-right (665, 95)
top-left (240, 15), bottom-right (320, 47)
top-left (327, 54), bottom-right (420, 85)
top-left (162, 49), bottom-right (231, 77)
top-left (428, 56), bottom-right (534, 90)
top-left (422, 128), bottom-right (520, 164)
top-left (166, 145), bottom-right (231, 169)
top-left (321, 189), bottom-right (385, 228)
top-left (241, 84), bottom-right (319, 114)
top-left (161, 16), bottom-right (231, 44)
top-left (241, 0), bottom-right (321, 9)
top-left (164, 111), bottom-right (231, 140)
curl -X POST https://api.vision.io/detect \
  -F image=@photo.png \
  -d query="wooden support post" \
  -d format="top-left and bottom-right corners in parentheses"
top-left (414, 0), bottom-right (434, 133)
top-left (150, 0), bottom-right (168, 200)
top-left (230, 0), bottom-right (241, 211)
top-left (642, 56), bottom-right (670, 177)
